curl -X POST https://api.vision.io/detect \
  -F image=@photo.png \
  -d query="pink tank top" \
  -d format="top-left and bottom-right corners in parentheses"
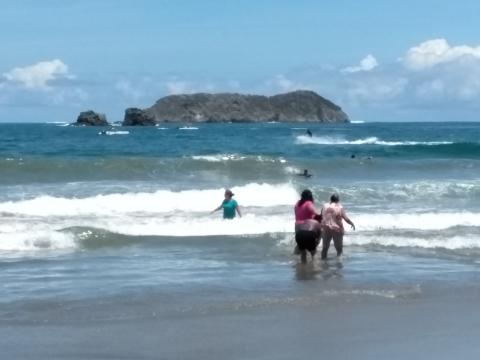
top-left (294, 200), bottom-right (316, 224)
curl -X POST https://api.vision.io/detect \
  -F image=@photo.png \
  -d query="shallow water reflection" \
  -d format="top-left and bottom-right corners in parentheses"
top-left (294, 258), bottom-right (344, 281)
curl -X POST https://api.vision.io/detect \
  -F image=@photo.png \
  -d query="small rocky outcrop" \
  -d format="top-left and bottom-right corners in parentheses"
top-left (145, 90), bottom-right (349, 123)
top-left (122, 107), bottom-right (156, 126)
top-left (74, 110), bottom-right (108, 126)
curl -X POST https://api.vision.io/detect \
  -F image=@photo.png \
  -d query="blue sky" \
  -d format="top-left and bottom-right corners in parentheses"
top-left (1, 0), bottom-right (480, 122)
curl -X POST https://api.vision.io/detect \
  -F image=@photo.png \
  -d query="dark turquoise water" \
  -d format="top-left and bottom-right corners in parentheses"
top-left (1, 121), bottom-right (479, 158)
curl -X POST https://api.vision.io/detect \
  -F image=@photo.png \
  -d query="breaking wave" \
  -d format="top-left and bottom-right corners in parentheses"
top-left (296, 135), bottom-right (454, 146)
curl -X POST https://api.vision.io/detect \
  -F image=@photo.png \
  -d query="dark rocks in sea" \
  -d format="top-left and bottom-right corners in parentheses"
top-left (122, 107), bottom-right (156, 126)
top-left (74, 110), bottom-right (108, 126)
top-left (145, 90), bottom-right (349, 123)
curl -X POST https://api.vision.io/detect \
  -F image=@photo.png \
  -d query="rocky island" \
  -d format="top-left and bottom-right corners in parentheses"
top-left (143, 90), bottom-right (349, 124)
top-left (73, 90), bottom-right (349, 125)
top-left (74, 110), bottom-right (108, 126)
top-left (122, 107), bottom-right (156, 126)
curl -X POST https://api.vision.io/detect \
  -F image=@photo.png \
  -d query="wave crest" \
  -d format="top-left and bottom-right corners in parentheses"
top-left (296, 135), bottom-right (454, 146)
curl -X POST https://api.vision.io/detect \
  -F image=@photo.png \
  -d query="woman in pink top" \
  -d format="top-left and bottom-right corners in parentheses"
top-left (294, 189), bottom-right (322, 263)
top-left (320, 193), bottom-right (355, 259)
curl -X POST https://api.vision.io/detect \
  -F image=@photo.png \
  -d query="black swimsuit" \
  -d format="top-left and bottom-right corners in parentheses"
top-left (295, 230), bottom-right (320, 253)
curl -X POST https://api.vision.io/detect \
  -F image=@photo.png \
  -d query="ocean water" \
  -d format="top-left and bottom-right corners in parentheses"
top-left (2, 122), bottom-right (480, 358)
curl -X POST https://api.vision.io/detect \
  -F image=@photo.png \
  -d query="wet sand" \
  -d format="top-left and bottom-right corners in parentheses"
top-left (2, 287), bottom-right (479, 360)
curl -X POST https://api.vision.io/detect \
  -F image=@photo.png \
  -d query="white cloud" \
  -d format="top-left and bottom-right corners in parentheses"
top-left (115, 80), bottom-right (145, 102)
top-left (401, 39), bottom-right (480, 104)
top-left (3, 59), bottom-right (72, 90)
top-left (271, 74), bottom-right (295, 91)
top-left (165, 79), bottom-right (216, 95)
top-left (456, 75), bottom-right (480, 101)
top-left (405, 39), bottom-right (480, 70)
top-left (411, 64), bottom-right (480, 104)
top-left (166, 80), bottom-right (196, 95)
top-left (264, 74), bottom-right (312, 93)
top-left (415, 79), bottom-right (445, 100)
top-left (227, 80), bottom-right (241, 90)
top-left (346, 77), bottom-right (408, 104)
top-left (342, 54), bottom-right (378, 73)
top-left (0, 84), bottom-right (89, 108)
top-left (50, 88), bottom-right (89, 106)
top-left (0, 59), bottom-right (86, 107)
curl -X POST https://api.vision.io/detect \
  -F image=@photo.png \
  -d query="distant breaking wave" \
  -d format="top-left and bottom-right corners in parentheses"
top-left (296, 135), bottom-right (454, 146)
top-left (191, 154), bottom-right (247, 162)
top-left (191, 154), bottom-right (287, 163)
top-left (104, 130), bottom-right (129, 135)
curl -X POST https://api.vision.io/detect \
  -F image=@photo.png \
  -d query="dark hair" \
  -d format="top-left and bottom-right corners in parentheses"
top-left (225, 189), bottom-right (234, 197)
top-left (330, 193), bottom-right (340, 203)
top-left (298, 189), bottom-right (314, 206)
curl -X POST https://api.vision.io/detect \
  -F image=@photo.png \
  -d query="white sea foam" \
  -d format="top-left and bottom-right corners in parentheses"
top-left (2, 181), bottom-right (480, 252)
top-left (47, 121), bottom-right (70, 127)
top-left (0, 182), bottom-right (296, 251)
top-left (350, 234), bottom-right (480, 250)
top-left (105, 130), bottom-right (129, 135)
top-left (2, 209), bottom-right (480, 251)
top-left (190, 154), bottom-right (286, 163)
top-left (2, 210), bottom-right (480, 252)
top-left (337, 180), bottom-right (480, 203)
top-left (191, 154), bottom-right (247, 162)
top-left (354, 212), bottom-right (480, 231)
top-left (0, 214), bottom-right (294, 251)
top-left (105, 214), bottom-right (293, 237)
top-left (179, 126), bottom-right (199, 130)
top-left (350, 121), bottom-right (365, 124)
top-left (284, 166), bottom-right (302, 175)
top-left (0, 183), bottom-right (299, 216)
top-left (296, 135), bottom-right (453, 146)
top-left (0, 229), bottom-right (76, 251)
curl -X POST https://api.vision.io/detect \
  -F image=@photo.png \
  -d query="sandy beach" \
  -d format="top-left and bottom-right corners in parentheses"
top-left (2, 281), bottom-right (480, 360)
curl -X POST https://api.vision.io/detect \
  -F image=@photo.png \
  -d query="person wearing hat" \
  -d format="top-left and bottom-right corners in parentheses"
top-left (211, 189), bottom-right (242, 219)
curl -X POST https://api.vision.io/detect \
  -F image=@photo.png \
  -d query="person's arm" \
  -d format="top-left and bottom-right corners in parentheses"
top-left (341, 208), bottom-right (355, 230)
top-left (308, 202), bottom-right (321, 218)
top-left (235, 204), bottom-right (242, 218)
top-left (211, 203), bottom-right (223, 214)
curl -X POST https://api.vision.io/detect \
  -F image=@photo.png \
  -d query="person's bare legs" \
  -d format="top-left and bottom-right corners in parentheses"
top-left (332, 232), bottom-right (343, 257)
top-left (300, 249), bottom-right (307, 263)
top-left (309, 235), bottom-right (320, 259)
top-left (321, 230), bottom-right (333, 260)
